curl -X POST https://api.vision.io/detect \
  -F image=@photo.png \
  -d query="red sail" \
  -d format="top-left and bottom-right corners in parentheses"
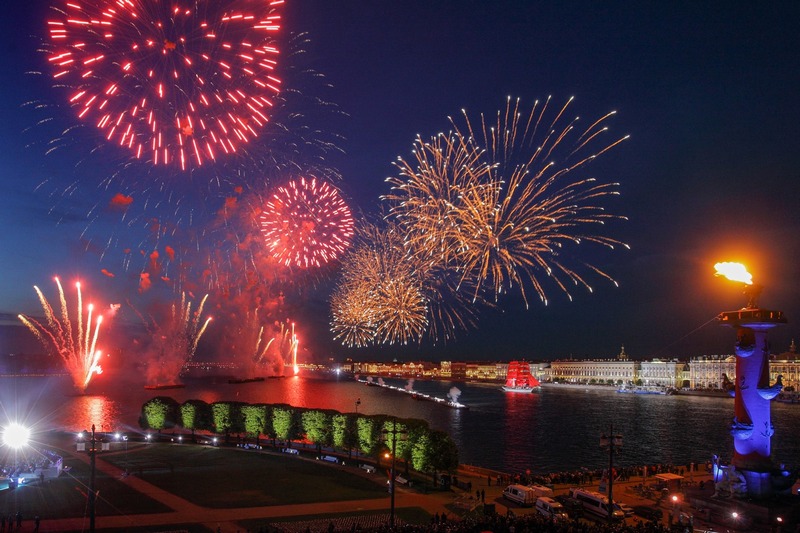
top-left (505, 361), bottom-right (540, 389)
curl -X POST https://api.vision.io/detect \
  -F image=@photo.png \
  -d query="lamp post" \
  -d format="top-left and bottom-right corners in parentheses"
top-left (89, 424), bottom-right (97, 533)
top-left (123, 435), bottom-right (128, 470)
top-left (354, 399), bottom-right (362, 459)
top-left (599, 425), bottom-right (622, 524)
top-left (382, 418), bottom-right (407, 530)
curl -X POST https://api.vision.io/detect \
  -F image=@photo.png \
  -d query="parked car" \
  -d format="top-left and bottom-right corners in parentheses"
top-left (633, 505), bottom-right (663, 521)
top-left (615, 502), bottom-right (634, 517)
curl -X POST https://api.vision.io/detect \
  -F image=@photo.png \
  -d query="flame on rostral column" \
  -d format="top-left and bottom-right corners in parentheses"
top-left (715, 262), bottom-right (762, 309)
top-left (714, 262), bottom-right (753, 285)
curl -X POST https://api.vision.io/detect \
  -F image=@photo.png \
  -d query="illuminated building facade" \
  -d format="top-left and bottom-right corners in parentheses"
top-left (546, 346), bottom-right (637, 384)
top-left (638, 359), bottom-right (686, 388)
top-left (770, 340), bottom-right (800, 391)
top-left (688, 355), bottom-right (737, 389)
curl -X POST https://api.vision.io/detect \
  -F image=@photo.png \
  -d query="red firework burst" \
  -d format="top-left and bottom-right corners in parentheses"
top-left (260, 177), bottom-right (354, 268)
top-left (46, 0), bottom-right (284, 171)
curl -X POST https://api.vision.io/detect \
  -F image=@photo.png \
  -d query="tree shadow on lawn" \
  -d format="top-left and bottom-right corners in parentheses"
top-left (101, 444), bottom-right (388, 508)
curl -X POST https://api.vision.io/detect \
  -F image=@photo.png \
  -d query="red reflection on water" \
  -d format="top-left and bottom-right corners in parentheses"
top-left (66, 395), bottom-right (121, 433)
top-left (284, 376), bottom-right (305, 407)
top-left (502, 391), bottom-right (541, 453)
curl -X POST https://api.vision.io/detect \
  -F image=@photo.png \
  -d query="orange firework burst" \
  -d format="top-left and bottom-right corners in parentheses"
top-left (18, 278), bottom-right (108, 392)
top-left (384, 96), bottom-right (629, 307)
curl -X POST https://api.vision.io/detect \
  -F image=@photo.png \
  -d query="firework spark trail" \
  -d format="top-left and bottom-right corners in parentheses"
top-left (18, 278), bottom-right (107, 392)
top-left (132, 292), bottom-right (211, 385)
top-left (260, 177), bottom-right (354, 268)
top-left (229, 309), bottom-right (292, 377)
top-left (46, 0), bottom-right (284, 171)
top-left (385, 96), bottom-right (629, 309)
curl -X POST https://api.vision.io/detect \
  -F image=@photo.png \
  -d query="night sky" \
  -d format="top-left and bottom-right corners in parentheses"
top-left (2, 1), bottom-right (799, 363)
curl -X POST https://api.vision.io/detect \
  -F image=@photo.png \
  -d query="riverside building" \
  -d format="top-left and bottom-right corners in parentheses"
top-left (342, 342), bottom-right (800, 391)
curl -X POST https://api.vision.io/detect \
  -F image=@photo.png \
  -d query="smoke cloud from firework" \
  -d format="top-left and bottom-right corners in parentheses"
top-left (133, 292), bottom-right (212, 385)
top-left (447, 387), bottom-right (462, 403)
top-left (18, 277), bottom-right (109, 392)
top-left (229, 311), bottom-right (298, 378)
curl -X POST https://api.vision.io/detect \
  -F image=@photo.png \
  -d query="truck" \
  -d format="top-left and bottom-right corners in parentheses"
top-left (502, 484), bottom-right (538, 506)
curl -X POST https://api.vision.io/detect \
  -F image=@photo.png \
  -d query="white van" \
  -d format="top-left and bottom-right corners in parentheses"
top-left (528, 484), bottom-right (554, 498)
top-left (502, 484), bottom-right (538, 506)
top-left (535, 496), bottom-right (569, 521)
top-left (569, 488), bottom-right (624, 521)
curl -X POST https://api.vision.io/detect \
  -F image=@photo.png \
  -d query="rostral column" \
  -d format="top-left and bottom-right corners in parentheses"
top-left (716, 263), bottom-right (787, 498)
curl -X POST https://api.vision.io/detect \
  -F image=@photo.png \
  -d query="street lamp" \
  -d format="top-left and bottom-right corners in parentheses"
top-left (354, 400), bottom-right (361, 459)
top-left (671, 494), bottom-right (680, 525)
top-left (1, 423), bottom-right (30, 449)
top-left (382, 418), bottom-right (407, 529)
top-left (599, 425), bottom-right (622, 524)
top-left (122, 435), bottom-right (129, 470)
top-left (89, 424), bottom-right (97, 533)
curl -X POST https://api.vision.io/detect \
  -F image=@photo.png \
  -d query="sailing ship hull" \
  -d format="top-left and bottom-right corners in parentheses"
top-left (501, 386), bottom-right (539, 393)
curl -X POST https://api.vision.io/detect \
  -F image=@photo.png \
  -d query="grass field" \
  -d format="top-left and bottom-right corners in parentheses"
top-left (100, 444), bottom-right (388, 508)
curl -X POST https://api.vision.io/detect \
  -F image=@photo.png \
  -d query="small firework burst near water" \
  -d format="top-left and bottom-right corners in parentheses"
top-left (18, 278), bottom-right (107, 392)
top-left (135, 292), bottom-right (212, 385)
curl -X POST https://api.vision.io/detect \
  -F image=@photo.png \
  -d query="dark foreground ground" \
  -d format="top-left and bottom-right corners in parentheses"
top-left (1, 431), bottom-right (797, 532)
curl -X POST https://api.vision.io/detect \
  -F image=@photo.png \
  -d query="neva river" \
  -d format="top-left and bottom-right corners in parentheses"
top-left (3, 374), bottom-right (800, 475)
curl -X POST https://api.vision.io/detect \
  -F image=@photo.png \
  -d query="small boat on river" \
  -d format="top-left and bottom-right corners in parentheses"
top-left (228, 377), bottom-right (265, 384)
top-left (144, 383), bottom-right (186, 391)
top-left (616, 385), bottom-right (668, 395)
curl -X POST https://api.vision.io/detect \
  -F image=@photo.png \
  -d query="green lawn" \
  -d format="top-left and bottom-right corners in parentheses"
top-left (101, 444), bottom-right (388, 508)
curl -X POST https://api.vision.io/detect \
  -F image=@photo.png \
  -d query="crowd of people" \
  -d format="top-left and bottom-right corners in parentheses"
top-left (254, 509), bottom-right (676, 533)
top-left (496, 462), bottom-right (706, 488)
top-left (0, 447), bottom-right (62, 485)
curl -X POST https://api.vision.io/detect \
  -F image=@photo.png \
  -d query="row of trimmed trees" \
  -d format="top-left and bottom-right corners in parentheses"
top-left (140, 397), bottom-right (459, 479)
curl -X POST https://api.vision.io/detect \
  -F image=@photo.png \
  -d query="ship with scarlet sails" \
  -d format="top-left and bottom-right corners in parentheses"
top-left (502, 361), bottom-right (541, 393)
